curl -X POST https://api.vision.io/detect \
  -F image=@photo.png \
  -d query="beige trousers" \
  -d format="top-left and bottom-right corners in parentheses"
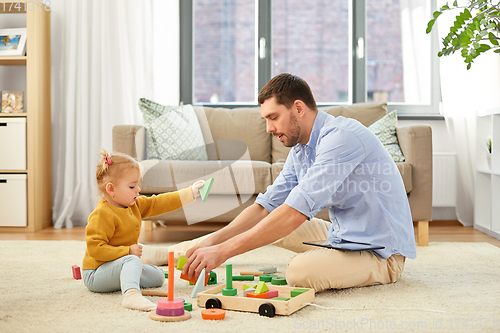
top-left (167, 218), bottom-right (405, 292)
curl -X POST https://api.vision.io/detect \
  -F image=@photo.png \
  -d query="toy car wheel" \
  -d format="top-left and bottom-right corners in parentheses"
top-left (205, 297), bottom-right (222, 309)
top-left (259, 302), bottom-right (275, 317)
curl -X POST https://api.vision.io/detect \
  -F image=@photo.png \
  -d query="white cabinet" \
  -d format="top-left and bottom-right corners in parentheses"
top-left (0, 174), bottom-right (27, 226)
top-left (0, 118), bottom-right (26, 170)
top-left (474, 109), bottom-right (500, 240)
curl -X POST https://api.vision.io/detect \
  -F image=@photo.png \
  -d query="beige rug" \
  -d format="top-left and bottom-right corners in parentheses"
top-left (1, 241), bottom-right (499, 333)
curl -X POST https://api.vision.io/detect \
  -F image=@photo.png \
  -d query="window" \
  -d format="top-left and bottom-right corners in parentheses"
top-left (181, 0), bottom-right (440, 116)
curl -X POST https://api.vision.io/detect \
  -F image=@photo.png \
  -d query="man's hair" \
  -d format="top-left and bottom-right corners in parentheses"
top-left (258, 73), bottom-right (317, 110)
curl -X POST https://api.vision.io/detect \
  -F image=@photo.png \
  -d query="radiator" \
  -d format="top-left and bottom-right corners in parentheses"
top-left (432, 153), bottom-right (457, 207)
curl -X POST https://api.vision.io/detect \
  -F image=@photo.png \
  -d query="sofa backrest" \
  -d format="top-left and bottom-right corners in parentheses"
top-left (193, 106), bottom-right (271, 163)
top-left (271, 102), bottom-right (388, 163)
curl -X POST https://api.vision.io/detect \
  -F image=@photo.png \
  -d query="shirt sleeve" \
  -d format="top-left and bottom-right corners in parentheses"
top-left (284, 127), bottom-right (367, 220)
top-left (136, 186), bottom-right (195, 219)
top-left (85, 211), bottom-right (130, 262)
top-left (255, 152), bottom-right (298, 213)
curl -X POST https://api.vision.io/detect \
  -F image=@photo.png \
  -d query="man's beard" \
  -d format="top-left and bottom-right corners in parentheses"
top-left (282, 113), bottom-right (301, 147)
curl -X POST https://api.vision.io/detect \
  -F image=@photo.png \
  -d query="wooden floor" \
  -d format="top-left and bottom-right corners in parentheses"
top-left (0, 220), bottom-right (499, 248)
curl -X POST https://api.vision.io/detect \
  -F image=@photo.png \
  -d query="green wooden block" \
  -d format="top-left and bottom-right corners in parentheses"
top-left (243, 284), bottom-right (257, 290)
top-left (222, 287), bottom-right (238, 296)
top-left (207, 271), bottom-right (217, 285)
top-left (271, 297), bottom-right (290, 301)
top-left (183, 302), bottom-right (192, 311)
top-left (164, 271), bottom-right (168, 278)
top-left (232, 275), bottom-right (255, 281)
top-left (291, 288), bottom-right (309, 297)
top-left (259, 274), bottom-right (278, 282)
top-left (176, 256), bottom-right (188, 270)
top-left (189, 281), bottom-right (195, 285)
top-left (271, 276), bottom-right (287, 285)
top-left (257, 267), bottom-right (277, 274)
top-left (199, 177), bottom-right (214, 202)
top-left (255, 281), bottom-right (269, 294)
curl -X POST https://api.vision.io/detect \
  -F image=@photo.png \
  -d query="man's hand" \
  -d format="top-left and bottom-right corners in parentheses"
top-left (182, 245), bottom-right (227, 280)
top-left (129, 243), bottom-right (143, 257)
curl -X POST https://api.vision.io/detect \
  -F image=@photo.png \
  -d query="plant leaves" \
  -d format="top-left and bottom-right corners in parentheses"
top-left (488, 32), bottom-right (499, 45)
top-left (453, 0), bottom-right (458, 6)
top-left (426, 19), bottom-right (436, 34)
top-left (433, 11), bottom-right (442, 19)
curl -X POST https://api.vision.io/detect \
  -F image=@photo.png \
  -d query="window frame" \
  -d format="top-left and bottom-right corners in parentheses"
top-left (180, 0), bottom-right (441, 117)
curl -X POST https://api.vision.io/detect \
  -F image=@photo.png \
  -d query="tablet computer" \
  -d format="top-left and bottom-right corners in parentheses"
top-left (302, 240), bottom-right (385, 252)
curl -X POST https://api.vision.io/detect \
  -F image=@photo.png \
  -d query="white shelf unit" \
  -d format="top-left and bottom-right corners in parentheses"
top-left (474, 110), bottom-right (500, 240)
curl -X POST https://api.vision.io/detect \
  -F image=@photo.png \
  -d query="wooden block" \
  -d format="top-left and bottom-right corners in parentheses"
top-left (176, 256), bottom-right (188, 270)
top-left (271, 297), bottom-right (290, 301)
top-left (266, 289), bottom-right (279, 298)
top-left (199, 177), bottom-right (214, 202)
top-left (245, 291), bottom-right (268, 299)
top-left (243, 284), bottom-right (257, 290)
top-left (240, 271), bottom-right (265, 276)
top-left (243, 287), bottom-right (256, 297)
top-left (259, 274), bottom-right (278, 282)
top-left (255, 281), bottom-right (269, 294)
top-left (190, 268), bottom-right (206, 298)
top-left (232, 275), bottom-right (255, 281)
top-left (163, 270), bottom-right (168, 278)
top-left (201, 308), bottom-right (225, 320)
top-left (72, 265), bottom-right (81, 280)
top-left (183, 302), bottom-right (192, 311)
top-left (271, 276), bottom-right (287, 285)
top-left (142, 289), bottom-right (168, 297)
top-left (207, 271), bottom-right (217, 285)
top-left (158, 298), bottom-right (184, 310)
top-left (257, 267), bottom-right (277, 274)
top-left (291, 288), bottom-right (309, 297)
top-left (149, 311), bottom-right (191, 322)
top-left (180, 271), bottom-right (210, 285)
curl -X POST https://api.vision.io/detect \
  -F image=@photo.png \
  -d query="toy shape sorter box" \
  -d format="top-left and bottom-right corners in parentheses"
top-left (197, 281), bottom-right (314, 317)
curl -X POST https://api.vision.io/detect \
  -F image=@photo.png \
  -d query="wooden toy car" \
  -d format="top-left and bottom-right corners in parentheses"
top-left (197, 281), bottom-right (314, 317)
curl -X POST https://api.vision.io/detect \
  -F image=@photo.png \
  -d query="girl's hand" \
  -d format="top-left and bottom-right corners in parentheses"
top-left (129, 244), bottom-right (143, 257)
top-left (191, 180), bottom-right (205, 199)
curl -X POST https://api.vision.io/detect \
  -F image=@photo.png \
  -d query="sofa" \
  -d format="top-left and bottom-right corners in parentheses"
top-left (113, 102), bottom-right (432, 246)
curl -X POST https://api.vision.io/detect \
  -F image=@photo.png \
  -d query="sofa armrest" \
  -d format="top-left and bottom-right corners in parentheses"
top-left (396, 125), bottom-right (433, 222)
top-left (112, 125), bottom-right (145, 160)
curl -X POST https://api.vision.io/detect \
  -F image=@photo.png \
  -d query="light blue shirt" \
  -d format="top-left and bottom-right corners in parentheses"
top-left (255, 110), bottom-right (416, 259)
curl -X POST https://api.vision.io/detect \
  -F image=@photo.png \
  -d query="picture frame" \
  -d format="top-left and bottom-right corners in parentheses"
top-left (0, 28), bottom-right (27, 56)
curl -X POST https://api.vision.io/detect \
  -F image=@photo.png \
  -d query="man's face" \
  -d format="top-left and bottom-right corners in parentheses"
top-left (261, 97), bottom-right (301, 147)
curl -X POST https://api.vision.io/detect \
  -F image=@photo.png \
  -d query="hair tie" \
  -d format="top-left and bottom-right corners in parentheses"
top-left (105, 154), bottom-right (113, 166)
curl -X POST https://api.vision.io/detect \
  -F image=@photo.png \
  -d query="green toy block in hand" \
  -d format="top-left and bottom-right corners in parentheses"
top-left (199, 178), bottom-right (214, 202)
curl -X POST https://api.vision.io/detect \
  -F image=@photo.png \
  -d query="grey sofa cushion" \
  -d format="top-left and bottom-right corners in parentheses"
top-left (139, 159), bottom-right (271, 195)
top-left (194, 106), bottom-right (271, 163)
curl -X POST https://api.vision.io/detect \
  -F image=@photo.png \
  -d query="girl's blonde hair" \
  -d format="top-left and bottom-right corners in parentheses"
top-left (96, 149), bottom-right (141, 197)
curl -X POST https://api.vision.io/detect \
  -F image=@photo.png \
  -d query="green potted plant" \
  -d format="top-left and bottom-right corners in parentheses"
top-left (426, 0), bottom-right (500, 69)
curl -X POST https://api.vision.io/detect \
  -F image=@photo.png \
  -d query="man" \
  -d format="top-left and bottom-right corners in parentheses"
top-left (158, 73), bottom-right (416, 291)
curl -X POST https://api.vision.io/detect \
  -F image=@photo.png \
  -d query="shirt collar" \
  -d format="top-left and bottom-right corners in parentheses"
top-left (293, 110), bottom-right (327, 153)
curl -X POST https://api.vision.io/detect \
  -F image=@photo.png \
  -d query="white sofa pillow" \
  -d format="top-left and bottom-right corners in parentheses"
top-left (368, 110), bottom-right (405, 162)
top-left (139, 98), bottom-right (208, 161)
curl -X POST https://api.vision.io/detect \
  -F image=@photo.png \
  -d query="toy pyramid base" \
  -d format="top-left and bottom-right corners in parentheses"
top-left (149, 311), bottom-right (191, 322)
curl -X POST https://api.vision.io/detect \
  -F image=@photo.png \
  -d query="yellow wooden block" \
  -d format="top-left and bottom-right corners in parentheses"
top-left (176, 256), bottom-right (188, 270)
top-left (255, 281), bottom-right (269, 294)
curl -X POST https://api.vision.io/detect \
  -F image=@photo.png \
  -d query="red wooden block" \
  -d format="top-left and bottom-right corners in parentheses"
top-left (245, 291), bottom-right (268, 299)
top-left (72, 265), bottom-right (81, 280)
top-left (180, 272), bottom-right (209, 285)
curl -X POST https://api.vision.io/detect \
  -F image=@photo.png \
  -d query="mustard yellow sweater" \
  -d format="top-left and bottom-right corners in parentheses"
top-left (83, 187), bottom-right (194, 270)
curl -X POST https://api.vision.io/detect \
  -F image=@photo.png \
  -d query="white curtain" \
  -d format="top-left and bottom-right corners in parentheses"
top-left (51, 0), bottom-right (154, 228)
top-left (400, 0), bottom-right (431, 104)
top-left (437, 1), bottom-right (500, 226)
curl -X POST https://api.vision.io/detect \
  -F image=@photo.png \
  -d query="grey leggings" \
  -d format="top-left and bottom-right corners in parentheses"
top-left (82, 255), bottom-right (165, 294)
